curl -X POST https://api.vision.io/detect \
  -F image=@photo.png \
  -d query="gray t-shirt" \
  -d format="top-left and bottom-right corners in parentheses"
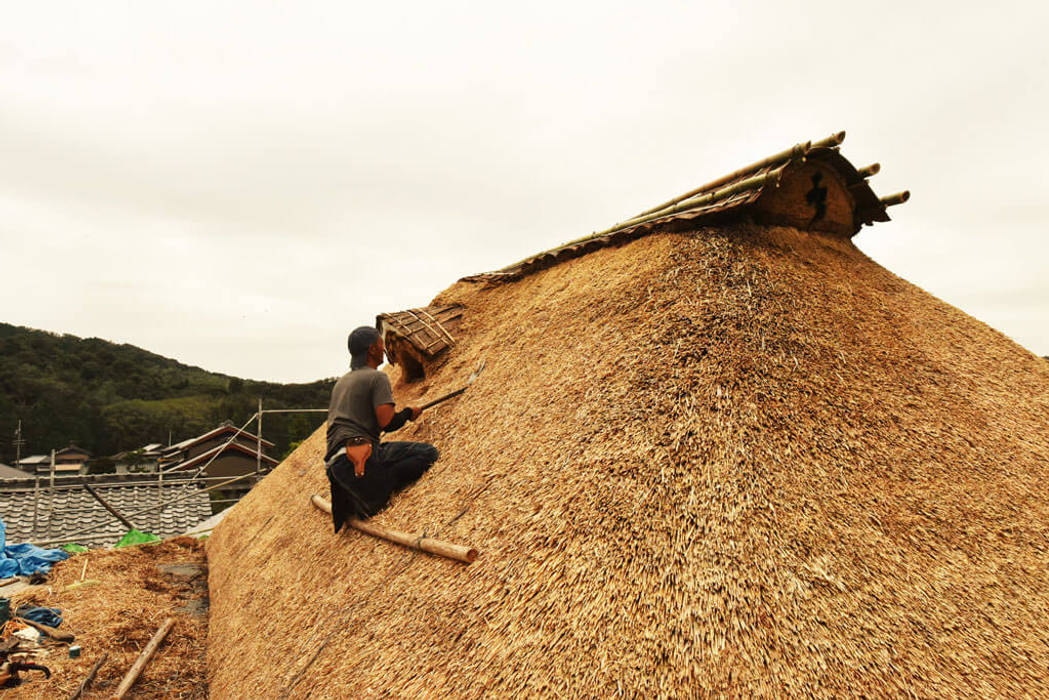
top-left (326, 366), bottom-right (395, 458)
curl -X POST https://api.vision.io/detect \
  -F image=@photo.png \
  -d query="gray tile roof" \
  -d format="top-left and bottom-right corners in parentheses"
top-left (0, 473), bottom-right (213, 548)
top-left (0, 464), bottom-right (32, 479)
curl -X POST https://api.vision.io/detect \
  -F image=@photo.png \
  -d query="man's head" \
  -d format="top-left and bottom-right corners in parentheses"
top-left (348, 326), bottom-right (384, 369)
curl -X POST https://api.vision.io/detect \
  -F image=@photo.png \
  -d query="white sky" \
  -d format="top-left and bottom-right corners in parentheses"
top-left (2, 1), bottom-right (1047, 383)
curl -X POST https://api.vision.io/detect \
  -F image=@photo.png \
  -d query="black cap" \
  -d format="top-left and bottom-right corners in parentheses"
top-left (348, 326), bottom-right (380, 367)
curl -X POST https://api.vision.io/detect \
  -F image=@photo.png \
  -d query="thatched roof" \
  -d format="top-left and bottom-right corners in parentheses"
top-left (207, 146), bottom-right (1048, 696)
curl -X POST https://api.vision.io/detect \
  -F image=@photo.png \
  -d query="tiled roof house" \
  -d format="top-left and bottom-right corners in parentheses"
top-left (0, 473), bottom-right (212, 548)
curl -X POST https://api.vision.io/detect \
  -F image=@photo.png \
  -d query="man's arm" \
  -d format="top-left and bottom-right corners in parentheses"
top-left (372, 373), bottom-right (421, 432)
top-left (375, 403), bottom-right (422, 432)
top-left (376, 403), bottom-right (395, 428)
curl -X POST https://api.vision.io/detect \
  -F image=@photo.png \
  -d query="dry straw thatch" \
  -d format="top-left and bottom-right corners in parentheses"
top-left (207, 218), bottom-right (1049, 697)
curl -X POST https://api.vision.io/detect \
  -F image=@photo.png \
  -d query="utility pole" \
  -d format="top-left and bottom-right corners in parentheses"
top-left (12, 420), bottom-right (25, 469)
top-left (20, 421), bottom-right (37, 539)
top-left (256, 397), bottom-right (263, 480)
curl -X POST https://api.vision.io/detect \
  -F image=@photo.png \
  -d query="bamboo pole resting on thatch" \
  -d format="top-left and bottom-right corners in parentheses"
top-left (310, 495), bottom-right (478, 563)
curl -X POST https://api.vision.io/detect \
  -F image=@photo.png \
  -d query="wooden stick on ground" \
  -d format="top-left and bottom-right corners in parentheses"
top-left (112, 617), bottom-right (175, 699)
top-left (310, 495), bottom-right (478, 563)
top-left (68, 653), bottom-right (107, 700)
top-left (15, 616), bottom-right (75, 642)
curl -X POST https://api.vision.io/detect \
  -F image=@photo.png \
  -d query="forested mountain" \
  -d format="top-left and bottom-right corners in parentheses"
top-left (0, 323), bottom-right (334, 465)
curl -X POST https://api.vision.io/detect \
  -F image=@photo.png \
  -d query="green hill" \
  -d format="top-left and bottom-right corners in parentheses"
top-left (0, 323), bottom-right (334, 466)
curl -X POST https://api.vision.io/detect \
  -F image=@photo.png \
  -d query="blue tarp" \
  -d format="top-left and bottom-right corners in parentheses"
top-left (0, 515), bottom-right (69, 578)
top-left (14, 605), bottom-right (62, 628)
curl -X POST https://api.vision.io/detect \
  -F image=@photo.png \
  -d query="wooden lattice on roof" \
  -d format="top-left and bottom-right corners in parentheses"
top-left (377, 304), bottom-right (464, 382)
top-left (462, 130), bottom-right (910, 284)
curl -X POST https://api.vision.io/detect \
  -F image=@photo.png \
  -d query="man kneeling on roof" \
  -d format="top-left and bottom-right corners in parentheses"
top-left (324, 326), bottom-right (439, 531)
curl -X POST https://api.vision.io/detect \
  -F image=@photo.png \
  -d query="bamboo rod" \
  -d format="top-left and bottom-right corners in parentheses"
top-left (880, 190), bottom-right (910, 207)
top-left (856, 163), bottom-right (880, 178)
top-left (416, 307), bottom-right (457, 345)
top-left (570, 170), bottom-right (781, 245)
top-left (811, 130), bottom-right (847, 149)
top-left (631, 142), bottom-right (806, 220)
top-left (310, 495), bottom-right (478, 563)
top-left (83, 484), bottom-right (137, 530)
top-left (256, 397), bottom-right (263, 479)
top-left (68, 653), bottom-right (107, 700)
top-left (405, 309), bottom-right (447, 346)
top-left (258, 408), bottom-right (328, 414)
top-left (510, 170), bottom-right (779, 271)
top-left (23, 476), bottom-right (205, 491)
top-left (112, 618), bottom-right (175, 699)
top-left (380, 314), bottom-right (416, 340)
top-left (35, 532), bottom-right (135, 547)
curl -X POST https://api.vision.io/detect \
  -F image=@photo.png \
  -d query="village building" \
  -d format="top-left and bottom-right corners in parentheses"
top-left (112, 443), bottom-right (167, 474)
top-left (159, 421), bottom-right (278, 479)
top-left (15, 444), bottom-right (91, 476)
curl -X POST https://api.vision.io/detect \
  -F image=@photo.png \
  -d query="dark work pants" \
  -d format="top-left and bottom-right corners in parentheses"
top-left (325, 441), bottom-right (439, 528)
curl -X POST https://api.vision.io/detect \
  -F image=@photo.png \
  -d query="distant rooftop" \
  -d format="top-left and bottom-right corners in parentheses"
top-left (0, 473), bottom-right (213, 547)
top-left (0, 463), bottom-right (32, 479)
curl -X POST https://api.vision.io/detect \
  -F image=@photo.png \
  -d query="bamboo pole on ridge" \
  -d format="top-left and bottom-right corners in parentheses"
top-left (496, 131), bottom-right (847, 273)
top-left (540, 170), bottom-right (782, 258)
top-left (631, 130), bottom-right (846, 220)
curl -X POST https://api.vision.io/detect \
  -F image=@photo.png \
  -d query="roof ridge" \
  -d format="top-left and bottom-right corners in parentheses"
top-left (462, 131), bottom-right (908, 284)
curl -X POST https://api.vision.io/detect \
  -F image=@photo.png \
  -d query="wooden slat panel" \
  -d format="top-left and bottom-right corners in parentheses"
top-left (377, 304), bottom-right (464, 359)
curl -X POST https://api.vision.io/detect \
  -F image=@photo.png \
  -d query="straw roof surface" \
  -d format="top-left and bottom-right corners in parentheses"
top-left (208, 223), bottom-right (1049, 697)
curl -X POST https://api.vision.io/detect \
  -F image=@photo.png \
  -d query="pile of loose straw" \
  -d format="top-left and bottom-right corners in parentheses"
top-left (13, 537), bottom-right (207, 699)
top-left (208, 224), bottom-right (1049, 697)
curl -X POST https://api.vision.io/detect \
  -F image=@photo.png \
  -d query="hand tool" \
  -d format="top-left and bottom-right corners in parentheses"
top-left (420, 359), bottom-right (486, 410)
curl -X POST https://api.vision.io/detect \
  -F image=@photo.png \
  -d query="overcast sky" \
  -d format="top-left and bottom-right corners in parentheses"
top-left (2, 2), bottom-right (1047, 383)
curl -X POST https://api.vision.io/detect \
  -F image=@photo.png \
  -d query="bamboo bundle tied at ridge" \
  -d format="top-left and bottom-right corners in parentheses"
top-left (608, 171), bottom-right (782, 231)
top-left (633, 130), bottom-right (847, 220)
top-left (496, 130), bottom-right (851, 274)
top-left (528, 170), bottom-right (783, 266)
